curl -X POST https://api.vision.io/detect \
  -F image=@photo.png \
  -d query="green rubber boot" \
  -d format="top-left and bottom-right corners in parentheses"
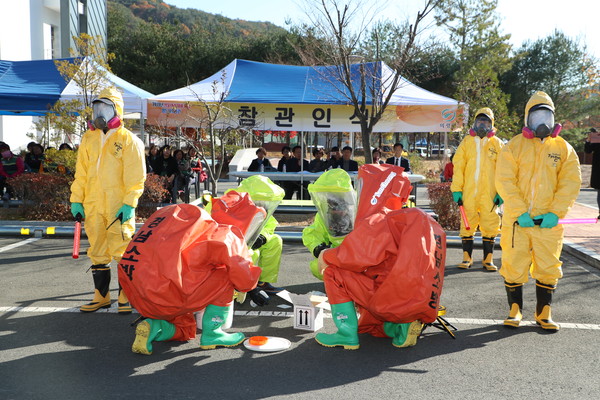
top-left (132, 319), bottom-right (176, 355)
top-left (383, 321), bottom-right (423, 348)
top-left (315, 301), bottom-right (359, 350)
top-left (200, 304), bottom-right (245, 349)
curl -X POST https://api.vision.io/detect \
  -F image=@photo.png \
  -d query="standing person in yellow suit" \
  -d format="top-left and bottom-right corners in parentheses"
top-left (451, 108), bottom-right (504, 271)
top-left (70, 87), bottom-right (146, 314)
top-left (496, 91), bottom-right (580, 331)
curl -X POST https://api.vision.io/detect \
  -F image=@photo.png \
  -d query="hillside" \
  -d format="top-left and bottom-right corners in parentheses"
top-left (110, 0), bottom-right (287, 37)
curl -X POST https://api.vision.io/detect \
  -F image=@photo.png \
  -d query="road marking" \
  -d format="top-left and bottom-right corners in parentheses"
top-left (1, 306), bottom-right (599, 330)
top-left (0, 237), bottom-right (41, 253)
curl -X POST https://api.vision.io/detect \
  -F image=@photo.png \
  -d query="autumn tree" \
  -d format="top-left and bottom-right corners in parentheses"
top-left (435, 0), bottom-right (517, 138)
top-left (292, 0), bottom-right (443, 163)
top-left (501, 30), bottom-right (600, 124)
top-left (30, 34), bottom-right (115, 146)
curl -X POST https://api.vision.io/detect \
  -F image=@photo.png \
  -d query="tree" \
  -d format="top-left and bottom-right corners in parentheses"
top-left (292, 0), bottom-right (443, 163)
top-left (147, 71), bottom-right (244, 194)
top-left (30, 34), bottom-right (115, 147)
top-left (501, 30), bottom-right (600, 124)
top-left (435, 0), bottom-right (517, 137)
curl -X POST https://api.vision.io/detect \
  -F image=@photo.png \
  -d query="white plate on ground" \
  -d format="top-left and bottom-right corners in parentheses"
top-left (243, 336), bottom-right (291, 352)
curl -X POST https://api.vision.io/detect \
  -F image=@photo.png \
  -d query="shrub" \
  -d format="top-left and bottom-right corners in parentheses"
top-left (427, 182), bottom-right (460, 230)
top-left (137, 174), bottom-right (171, 219)
top-left (9, 173), bottom-right (73, 221)
top-left (42, 148), bottom-right (78, 175)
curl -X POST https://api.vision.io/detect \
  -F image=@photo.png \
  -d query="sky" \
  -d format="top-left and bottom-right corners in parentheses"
top-left (166, 0), bottom-right (600, 59)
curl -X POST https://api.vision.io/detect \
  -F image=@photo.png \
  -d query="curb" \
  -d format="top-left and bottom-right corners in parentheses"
top-left (563, 240), bottom-right (600, 270)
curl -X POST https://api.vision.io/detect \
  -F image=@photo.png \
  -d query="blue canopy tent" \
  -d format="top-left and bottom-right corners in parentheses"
top-left (147, 59), bottom-right (465, 133)
top-left (0, 58), bottom-right (154, 117)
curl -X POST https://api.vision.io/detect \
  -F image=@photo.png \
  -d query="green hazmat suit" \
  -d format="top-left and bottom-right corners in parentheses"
top-left (302, 169), bottom-right (356, 280)
top-left (227, 175), bottom-right (285, 283)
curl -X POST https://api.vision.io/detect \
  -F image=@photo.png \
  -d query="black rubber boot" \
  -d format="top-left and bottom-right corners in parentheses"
top-left (457, 237), bottom-right (473, 269)
top-left (503, 282), bottom-right (523, 327)
top-left (118, 284), bottom-right (132, 314)
top-left (80, 265), bottom-right (111, 312)
top-left (482, 236), bottom-right (498, 271)
top-left (535, 281), bottom-right (559, 331)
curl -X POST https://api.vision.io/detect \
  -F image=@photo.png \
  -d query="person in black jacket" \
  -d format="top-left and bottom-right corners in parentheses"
top-left (285, 145), bottom-right (311, 199)
top-left (334, 146), bottom-right (358, 172)
top-left (146, 144), bottom-right (162, 174)
top-left (248, 147), bottom-right (273, 172)
top-left (385, 143), bottom-right (411, 173)
top-left (156, 145), bottom-right (179, 202)
top-left (584, 128), bottom-right (600, 216)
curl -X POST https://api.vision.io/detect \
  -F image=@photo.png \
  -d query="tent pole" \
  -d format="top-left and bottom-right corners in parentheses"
top-left (140, 115), bottom-right (145, 145)
top-left (300, 131), bottom-right (304, 200)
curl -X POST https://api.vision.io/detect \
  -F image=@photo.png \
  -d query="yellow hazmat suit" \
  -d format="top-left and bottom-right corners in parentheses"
top-left (451, 108), bottom-right (504, 270)
top-left (496, 91), bottom-right (581, 330)
top-left (70, 87), bottom-right (146, 312)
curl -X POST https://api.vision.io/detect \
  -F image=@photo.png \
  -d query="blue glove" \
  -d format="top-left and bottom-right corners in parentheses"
top-left (493, 194), bottom-right (503, 206)
top-left (71, 202), bottom-right (85, 220)
top-left (539, 212), bottom-right (559, 229)
top-left (116, 204), bottom-right (135, 222)
top-left (452, 191), bottom-right (463, 203)
top-left (517, 212), bottom-right (535, 227)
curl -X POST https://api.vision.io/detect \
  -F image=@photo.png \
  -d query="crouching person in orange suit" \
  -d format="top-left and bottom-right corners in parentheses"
top-left (315, 164), bottom-right (447, 350)
top-left (119, 191), bottom-right (266, 355)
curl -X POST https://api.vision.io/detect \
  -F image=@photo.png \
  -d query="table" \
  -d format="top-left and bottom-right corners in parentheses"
top-left (229, 171), bottom-right (424, 183)
top-left (228, 171), bottom-right (425, 203)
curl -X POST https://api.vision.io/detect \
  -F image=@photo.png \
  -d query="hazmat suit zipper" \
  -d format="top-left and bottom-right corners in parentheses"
top-left (473, 137), bottom-right (482, 198)
top-left (528, 139), bottom-right (545, 214)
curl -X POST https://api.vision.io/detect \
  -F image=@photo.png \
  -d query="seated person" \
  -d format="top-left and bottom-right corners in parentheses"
top-left (372, 148), bottom-right (384, 164)
top-left (326, 146), bottom-right (342, 169)
top-left (285, 145), bottom-right (311, 199)
top-left (0, 143), bottom-right (25, 200)
top-left (121, 191), bottom-right (265, 355)
top-left (248, 147), bottom-right (274, 172)
top-left (332, 146), bottom-right (359, 172)
top-left (277, 146), bottom-right (292, 172)
top-left (308, 148), bottom-right (328, 172)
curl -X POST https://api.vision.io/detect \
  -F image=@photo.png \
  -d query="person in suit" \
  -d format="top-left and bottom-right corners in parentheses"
top-left (386, 143), bottom-right (411, 173)
top-left (335, 146), bottom-right (359, 172)
top-left (247, 147), bottom-right (273, 172)
top-left (286, 145), bottom-right (311, 199)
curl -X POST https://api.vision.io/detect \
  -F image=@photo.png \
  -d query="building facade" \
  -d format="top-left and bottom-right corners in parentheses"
top-left (0, 0), bottom-right (107, 150)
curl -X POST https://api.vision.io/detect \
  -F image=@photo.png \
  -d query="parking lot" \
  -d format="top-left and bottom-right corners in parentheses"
top-left (1, 233), bottom-right (600, 399)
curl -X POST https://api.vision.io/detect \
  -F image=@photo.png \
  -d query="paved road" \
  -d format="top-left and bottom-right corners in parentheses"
top-left (1, 235), bottom-right (599, 399)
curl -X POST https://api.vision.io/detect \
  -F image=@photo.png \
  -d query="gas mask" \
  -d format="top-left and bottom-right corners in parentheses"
top-left (89, 98), bottom-right (120, 132)
top-left (472, 116), bottom-right (493, 138)
top-left (527, 106), bottom-right (555, 138)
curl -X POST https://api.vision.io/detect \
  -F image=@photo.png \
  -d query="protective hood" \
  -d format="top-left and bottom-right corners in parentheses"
top-left (524, 91), bottom-right (554, 125)
top-left (96, 86), bottom-right (124, 118)
top-left (308, 168), bottom-right (354, 193)
top-left (229, 175), bottom-right (285, 201)
top-left (211, 190), bottom-right (267, 246)
top-left (524, 91), bottom-right (558, 138)
top-left (227, 175), bottom-right (285, 228)
top-left (475, 107), bottom-right (495, 126)
top-left (470, 107), bottom-right (496, 137)
top-left (308, 169), bottom-right (357, 238)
